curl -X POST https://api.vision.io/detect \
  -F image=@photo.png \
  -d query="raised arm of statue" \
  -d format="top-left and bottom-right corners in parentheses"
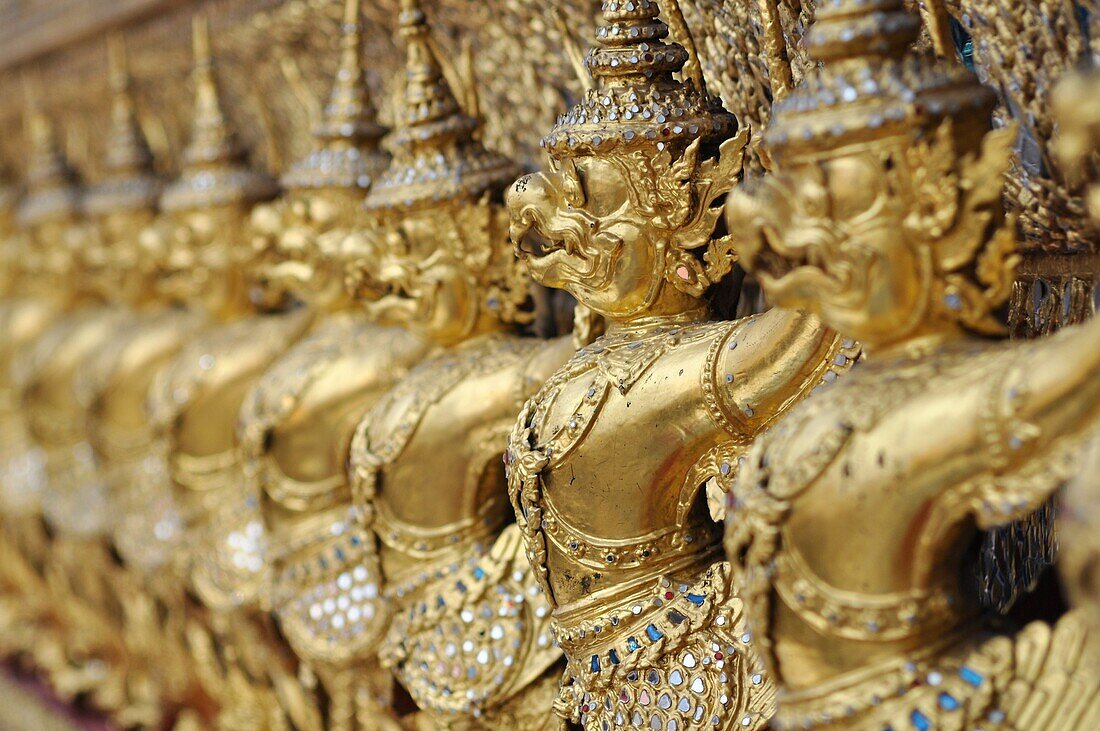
top-left (714, 308), bottom-right (850, 437)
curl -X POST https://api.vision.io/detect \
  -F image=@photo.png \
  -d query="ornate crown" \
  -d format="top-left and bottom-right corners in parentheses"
top-left (543, 0), bottom-right (734, 159)
top-left (82, 36), bottom-right (161, 218)
top-left (279, 0), bottom-right (389, 193)
top-left (16, 77), bottom-right (83, 228)
top-left (763, 0), bottom-right (996, 162)
top-left (362, 0), bottom-right (519, 212)
top-left (159, 16), bottom-right (278, 213)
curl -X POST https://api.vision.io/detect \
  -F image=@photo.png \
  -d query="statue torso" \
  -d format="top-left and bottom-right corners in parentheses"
top-left (243, 311), bottom-right (431, 519)
top-left (728, 335), bottom-right (1099, 729)
top-left (349, 332), bottom-right (574, 720)
top-left (149, 306), bottom-right (313, 609)
top-left (83, 306), bottom-right (207, 462)
top-left (17, 304), bottom-right (134, 536)
top-left (18, 304), bottom-right (132, 450)
top-left (237, 311), bottom-right (432, 665)
top-left (511, 310), bottom-right (850, 609)
top-left (505, 308), bottom-right (848, 730)
top-left (355, 332), bottom-right (574, 583)
top-left (0, 296), bottom-right (62, 516)
top-left (77, 306), bottom-right (207, 571)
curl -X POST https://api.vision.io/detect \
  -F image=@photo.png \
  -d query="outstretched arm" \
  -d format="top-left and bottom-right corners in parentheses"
top-left (1001, 315), bottom-right (1100, 469)
top-left (716, 308), bottom-right (849, 437)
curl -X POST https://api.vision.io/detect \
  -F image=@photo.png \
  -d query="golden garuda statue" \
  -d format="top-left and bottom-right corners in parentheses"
top-left (73, 36), bottom-right (211, 726)
top-left (345, 0), bottom-right (574, 726)
top-left (81, 36), bottom-right (203, 579)
top-left (723, 1), bottom-right (1100, 729)
top-left (238, 0), bottom-right (430, 726)
top-left (0, 0), bottom-right (1097, 729)
top-left (0, 91), bottom-right (76, 522)
top-left (143, 16), bottom-right (319, 730)
top-left (11, 69), bottom-right (154, 716)
top-left (503, 1), bottom-right (854, 728)
top-left (0, 78), bottom-right (101, 707)
top-left (0, 94), bottom-right (75, 579)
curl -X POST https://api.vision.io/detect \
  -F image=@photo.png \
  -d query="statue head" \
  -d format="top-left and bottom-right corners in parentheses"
top-left (1052, 70), bottom-right (1100, 223)
top-left (506, 0), bottom-right (745, 324)
top-left (725, 0), bottom-right (1018, 351)
top-left (250, 0), bottom-right (389, 313)
top-left (354, 0), bottom-right (529, 346)
top-left (143, 15), bottom-right (278, 317)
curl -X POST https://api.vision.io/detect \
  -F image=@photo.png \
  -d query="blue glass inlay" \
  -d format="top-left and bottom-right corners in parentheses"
top-left (590, 655), bottom-right (601, 673)
top-left (626, 636), bottom-right (640, 653)
top-left (949, 18), bottom-right (976, 72)
top-left (608, 649), bottom-right (620, 665)
top-left (473, 567), bottom-right (486, 580)
top-left (334, 547), bottom-right (345, 561)
top-left (455, 581), bottom-right (468, 593)
top-left (436, 596), bottom-right (445, 608)
top-left (350, 534), bottom-right (361, 546)
top-left (319, 557), bottom-right (329, 570)
top-left (645, 624), bottom-right (664, 641)
top-left (938, 692), bottom-right (959, 711)
top-left (667, 610), bottom-right (686, 625)
top-left (959, 666), bottom-right (983, 687)
top-left (686, 593), bottom-right (706, 606)
top-left (910, 710), bottom-right (932, 731)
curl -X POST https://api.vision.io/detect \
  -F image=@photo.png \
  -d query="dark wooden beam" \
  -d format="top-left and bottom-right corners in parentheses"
top-left (0, 0), bottom-right (199, 70)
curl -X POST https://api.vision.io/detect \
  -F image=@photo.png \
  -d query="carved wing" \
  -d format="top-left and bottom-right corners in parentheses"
top-left (1000, 613), bottom-right (1100, 730)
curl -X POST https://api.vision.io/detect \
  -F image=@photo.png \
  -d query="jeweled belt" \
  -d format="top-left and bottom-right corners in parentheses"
top-left (540, 497), bottom-right (723, 572)
top-left (553, 553), bottom-right (730, 678)
top-left (774, 626), bottom-right (993, 730)
top-left (374, 497), bottom-right (508, 571)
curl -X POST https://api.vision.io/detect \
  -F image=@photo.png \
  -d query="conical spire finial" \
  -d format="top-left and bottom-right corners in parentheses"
top-left (160, 15), bottom-right (277, 212)
top-left (390, 0), bottom-right (471, 150)
top-left (85, 35), bottom-right (160, 216)
top-left (16, 74), bottom-right (82, 227)
top-left (589, 0), bottom-right (688, 87)
top-left (364, 0), bottom-right (519, 211)
top-left (542, 0), bottom-right (735, 158)
top-left (764, 0), bottom-right (995, 162)
top-left (183, 14), bottom-right (240, 169)
top-left (281, 0), bottom-right (389, 191)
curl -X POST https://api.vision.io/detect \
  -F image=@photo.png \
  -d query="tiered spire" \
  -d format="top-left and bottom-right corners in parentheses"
top-left (15, 76), bottom-right (82, 227)
top-left (83, 35), bottom-right (161, 217)
top-left (281, 0), bottom-right (389, 191)
top-left (363, 0), bottom-right (518, 211)
top-left (764, 0), bottom-right (996, 162)
top-left (160, 15), bottom-right (277, 212)
top-left (543, 0), bottom-right (734, 158)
